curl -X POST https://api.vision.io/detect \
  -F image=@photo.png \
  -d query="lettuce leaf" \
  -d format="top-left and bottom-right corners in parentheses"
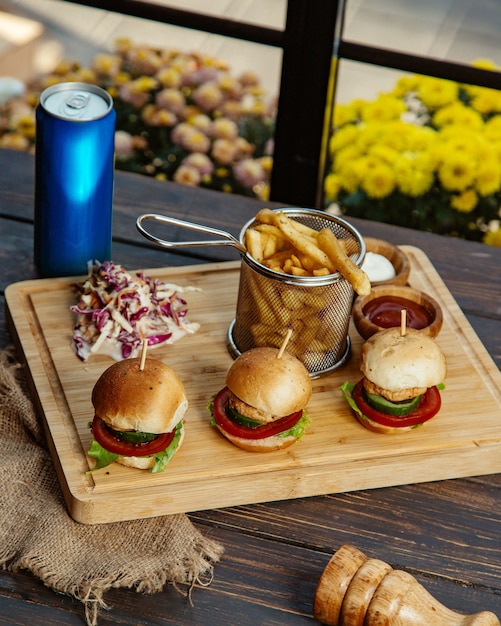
top-left (278, 411), bottom-right (311, 439)
top-left (339, 381), bottom-right (366, 420)
top-left (86, 421), bottom-right (183, 473)
top-left (87, 440), bottom-right (119, 472)
top-left (150, 422), bottom-right (183, 473)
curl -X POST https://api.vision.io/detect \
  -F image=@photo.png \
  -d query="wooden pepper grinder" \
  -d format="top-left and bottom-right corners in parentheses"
top-left (313, 544), bottom-right (500, 626)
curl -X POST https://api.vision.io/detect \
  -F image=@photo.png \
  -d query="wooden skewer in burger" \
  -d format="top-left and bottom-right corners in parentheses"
top-left (88, 340), bottom-right (187, 472)
top-left (208, 329), bottom-right (313, 452)
top-left (341, 310), bottom-right (447, 434)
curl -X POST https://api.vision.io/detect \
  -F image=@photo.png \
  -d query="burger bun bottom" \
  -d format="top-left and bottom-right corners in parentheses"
top-left (355, 413), bottom-right (421, 435)
top-left (116, 421), bottom-right (185, 469)
top-left (214, 423), bottom-right (297, 453)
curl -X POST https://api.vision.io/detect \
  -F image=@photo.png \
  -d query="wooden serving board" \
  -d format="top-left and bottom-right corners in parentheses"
top-left (5, 247), bottom-right (501, 525)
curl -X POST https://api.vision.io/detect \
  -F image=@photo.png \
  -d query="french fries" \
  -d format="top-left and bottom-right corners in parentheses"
top-left (244, 208), bottom-right (370, 296)
top-left (317, 228), bottom-right (371, 296)
top-left (236, 208), bottom-right (370, 369)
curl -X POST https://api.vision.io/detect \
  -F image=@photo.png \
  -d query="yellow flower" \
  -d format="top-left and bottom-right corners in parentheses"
top-left (376, 121), bottom-right (410, 152)
top-left (361, 161), bottom-right (396, 199)
top-left (475, 157), bottom-right (501, 196)
top-left (333, 103), bottom-right (359, 127)
top-left (438, 151), bottom-right (476, 191)
top-left (483, 115), bottom-right (501, 141)
top-left (417, 76), bottom-right (458, 109)
top-left (471, 58), bottom-right (498, 71)
top-left (324, 173), bottom-right (343, 201)
top-left (368, 144), bottom-right (399, 165)
top-left (394, 154), bottom-right (434, 197)
top-left (355, 123), bottom-right (385, 152)
top-left (360, 94), bottom-right (406, 123)
top-left (450, 189), bottom-right (478, 212)
top-left (333, 144), bottom-right (362, 170)
top-left (329, 123), bottom-right (359, 153)
top-left (483, 227), bottom-right (501, 246)
top-left (337, 161), bottom-right (362, 194)
top-left (405, 125), bottom-right (436, 152)
top-left (391, 74), bottom-right (421, 98)
top-left (432, 102), bottom-right (483, 130)
top-left (469, 88), bottom-right (501, 115)
top-left (437, 127), bottom-right (482, 162)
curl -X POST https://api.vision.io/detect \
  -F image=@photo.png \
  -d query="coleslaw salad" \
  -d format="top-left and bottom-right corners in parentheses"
top-left (70, 261), bottom-right (200, 361)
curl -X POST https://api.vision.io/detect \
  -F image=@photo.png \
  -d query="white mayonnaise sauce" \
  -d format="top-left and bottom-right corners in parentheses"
top-left (361, 252), bottom-right (396, 282)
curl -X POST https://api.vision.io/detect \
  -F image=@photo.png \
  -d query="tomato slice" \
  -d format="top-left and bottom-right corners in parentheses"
top-left (352, 380), bottom-right (441, 428)
top-left (91, 415), bottom-right (175, 456)
top-left (212, 387), bottom-right (302, 439)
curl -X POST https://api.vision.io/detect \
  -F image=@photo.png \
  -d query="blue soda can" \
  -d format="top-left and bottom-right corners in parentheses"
top-left (34, 82), bottom-right (116, 277)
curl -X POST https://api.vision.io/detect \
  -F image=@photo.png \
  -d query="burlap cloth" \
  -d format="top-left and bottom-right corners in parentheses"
top-left (0, 347), bottom-right (224, 626)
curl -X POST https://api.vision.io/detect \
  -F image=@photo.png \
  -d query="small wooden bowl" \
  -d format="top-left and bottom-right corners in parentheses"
top-left (352, 284), bottom-right (443, 340)
top-left (363, 237), bottom-right (411, 286)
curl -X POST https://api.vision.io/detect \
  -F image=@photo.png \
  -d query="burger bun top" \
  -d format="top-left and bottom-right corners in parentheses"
top-left (92, 357), bottom-right (187, 434)
top-left (360, 327), bottom-right (446, 393)
top-left (225, 346), bottom-right (312, 417)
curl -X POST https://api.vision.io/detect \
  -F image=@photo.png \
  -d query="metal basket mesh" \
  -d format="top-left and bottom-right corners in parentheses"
top-left (227, 209), bottom-right (365, 377)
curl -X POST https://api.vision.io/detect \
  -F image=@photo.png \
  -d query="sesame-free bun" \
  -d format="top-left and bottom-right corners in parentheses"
top-left (225, 347), bottom-right (312, 417)
top-left (92, 357), bottom-right (188, 435)
top-left (361, 327), bottom-right (446, 393)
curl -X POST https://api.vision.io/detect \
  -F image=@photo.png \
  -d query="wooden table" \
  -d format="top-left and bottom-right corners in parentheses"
top-left (1, 148), bottom-right (501, 625)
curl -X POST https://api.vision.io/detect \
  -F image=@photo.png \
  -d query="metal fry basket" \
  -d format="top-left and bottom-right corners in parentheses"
top-left (227, 208), bottom-right (366, 378)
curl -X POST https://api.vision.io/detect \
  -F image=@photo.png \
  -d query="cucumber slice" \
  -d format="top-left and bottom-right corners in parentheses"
top-left (111, 429), bottom-right (159, 444)
top-left (365, 390), bottom-right (422, 417)
top-left (227, 406), bottom-right (262, 428)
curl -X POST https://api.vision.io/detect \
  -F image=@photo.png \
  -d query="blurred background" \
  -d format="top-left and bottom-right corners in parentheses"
top-left (2, 0), bottom-right (499, 105)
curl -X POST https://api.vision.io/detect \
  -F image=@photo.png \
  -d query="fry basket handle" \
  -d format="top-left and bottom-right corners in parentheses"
top-left (136, 213), bottom-right (247, 253)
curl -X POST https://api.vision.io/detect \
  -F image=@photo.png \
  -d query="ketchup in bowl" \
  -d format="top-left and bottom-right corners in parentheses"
top-left (362, 295), bottom-right (434, 330)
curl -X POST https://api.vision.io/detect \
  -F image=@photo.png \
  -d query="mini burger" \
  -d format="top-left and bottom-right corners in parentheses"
top-left (88, 357), bottom-right (187, 472)
top-left (208, 346), bottom-right (312, 452)
top-left (341, 327), bottom-right (446, 434)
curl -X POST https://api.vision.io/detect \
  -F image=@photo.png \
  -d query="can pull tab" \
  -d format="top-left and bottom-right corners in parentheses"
top-left (61, 92), bottom-right (91, 118)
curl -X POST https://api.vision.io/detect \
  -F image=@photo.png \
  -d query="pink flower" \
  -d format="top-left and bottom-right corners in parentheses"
top-left (192, 81), bottom-right (224, 111)
top-left (173, 164), bottom-right (202, 186)
top-left (211, 138), bottom-right (238, 165)
top-left (141, 104), bottom-right (178, 127)
top-left (239, 71), bottom-right (260, 88)
top-left (171, 122), bottom-right (210, 153)
top-left (125, 46), bottom-right (162, 75)
top-left (92, 53), bottom-right (122, 78)
top-left (115, 130), bottom-right (134, 159)
top-left (181, 152), bottom-right (214, 176)
top-left (182, 66), bottom-right (218, 87)
top-left (118, 80), bottom-right (153, 109)
top-left (156, 67), bottom-right (182, 89)
top-left (189, 114), bottom-right (213, 134)
top-left (233, 159), bottom-right (266, 189)
top-left (211, 118), bottom-right (238, 140)
top-left (155, 88), bottom-right (185, 114)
